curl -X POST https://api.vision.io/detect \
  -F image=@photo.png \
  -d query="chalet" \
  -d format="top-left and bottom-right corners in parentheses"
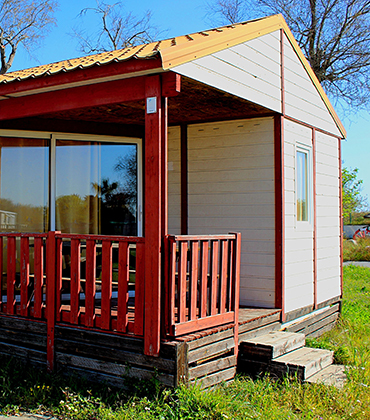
top-left (0, 14), bottom-right (344, 388)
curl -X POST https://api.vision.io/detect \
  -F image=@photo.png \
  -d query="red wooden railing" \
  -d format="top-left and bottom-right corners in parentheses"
top-left (0, 231), bottom-right (145, 369)
top-left (54, 233), bottom-right (145, 335)
top-left (164, 233), bottom-right (241, 338)
top-left (0, 232), bottom-right (48, 318)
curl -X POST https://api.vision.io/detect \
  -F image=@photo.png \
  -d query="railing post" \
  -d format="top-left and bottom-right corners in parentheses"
top-left (230, 232), bottom-right (241, 358)
top-left (46, 231), bottom-right (58, 372)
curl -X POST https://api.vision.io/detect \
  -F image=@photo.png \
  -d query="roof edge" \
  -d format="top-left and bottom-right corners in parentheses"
top-left (160, 15), bottom-right (283, 70)
top-left (280, 18), bottom-right (346, 138)
top-left (160, 14), bottom-right (345, 139)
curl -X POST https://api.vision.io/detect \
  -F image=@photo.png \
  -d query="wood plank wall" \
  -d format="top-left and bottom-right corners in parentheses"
top-left (168, 118), bottom-right (276, 308)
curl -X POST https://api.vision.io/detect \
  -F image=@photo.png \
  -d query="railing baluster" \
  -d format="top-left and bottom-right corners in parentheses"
top-left (220, 240), bottom-right (228, 314)
top-left (101, 240), bottom-right (112, 330)
top-left (33, 237), bottom-right (44, 319)
top-left (0, 237), bottom-right (2, 312)
top-left (85, 239), bottom-right (96, 328)
top-left (178, 241), bottom-right (188, 323)
top-left (55, 238), bottom-right (63, 322)
top-left (228, 239), bottom-right (234, 312)
top-left (134, 241), bottom-right (145, 336)
top-left (210, 240), bottom-right (219, 315)
top-left (189, 241), bottom-right (199, 320)
top-left (70, 238), bottom-right (81, 324)
top-left (20, 237), bottom-right (30, 317)
top-left (7, 236), bottom-right (16, 315)
top-left (168, 237), bottom-right (176, 331)
top-left (200, 240), bottom-right (209, 318)
top-left (117, 241), bottom-right (129, 332)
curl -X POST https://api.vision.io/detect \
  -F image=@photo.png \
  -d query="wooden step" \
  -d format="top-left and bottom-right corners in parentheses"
top-left (306, 364), bottom-right (347, 388)
top-left (239, 331), bottom-right (306, 361)
top-left (270, 347), bottom-right (334, 381)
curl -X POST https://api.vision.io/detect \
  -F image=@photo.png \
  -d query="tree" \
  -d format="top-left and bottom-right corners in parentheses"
top-left (0, 0), bottom-right (58, 74)
top-left (73, 1), bottom-right (160, 54)
top-left (206, 0), bottom-right (370, 109)
top-left (342, 167), bottom-right (368, 222)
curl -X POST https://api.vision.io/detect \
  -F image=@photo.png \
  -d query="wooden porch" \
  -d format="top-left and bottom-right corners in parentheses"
top-left (0, 230), bottom-right (242, 369)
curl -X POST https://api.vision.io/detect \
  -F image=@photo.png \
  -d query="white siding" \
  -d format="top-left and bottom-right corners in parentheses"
top-left (168, 126), bottom-right (181, 234)
top-left (172, 31), bottom-right (282, 113)
top-left (284, 119), bottom-right (314, 313)
top-left (283, 34), bottom-right (341, 137)
top-left (186, 118), bottom-right (275, 307)
top-left (315, 132), bottom-right (341, 303)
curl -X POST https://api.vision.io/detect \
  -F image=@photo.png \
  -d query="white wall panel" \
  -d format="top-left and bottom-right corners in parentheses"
top-left (283, 35), bottom-right (341, 137)
top-left (284, 119), bottom-right (314, 314)
top-left (172, 31), bottom-right (282, 113)
top-left (187, 117), bottom-right (275, 307)
top-left (168, 126), bottom-right (181, 234)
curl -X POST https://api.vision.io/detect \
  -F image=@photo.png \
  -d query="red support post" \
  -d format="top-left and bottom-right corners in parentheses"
top-left (46, 231), bottom-right (58, 372)
top-left (144, 75), bottom-right (162, 356)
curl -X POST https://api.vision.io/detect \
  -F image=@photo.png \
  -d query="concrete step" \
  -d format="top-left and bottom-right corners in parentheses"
top-left (270, 347), bottom-right (334, 381)
top-left (306, 364), bottom-right (347, 388)
top-left (240, 331), bottom-right (306, 361)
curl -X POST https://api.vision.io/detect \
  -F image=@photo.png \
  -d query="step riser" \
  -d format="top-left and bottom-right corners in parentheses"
top-left (239, 332), bottom-right (334, 381)
top-left (240, 333), bottom-right (305, 361)
top-left (270, 350), bottom-right (333, 380)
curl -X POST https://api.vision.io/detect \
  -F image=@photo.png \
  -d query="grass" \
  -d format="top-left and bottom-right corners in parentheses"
top-left (343, 237), bottom-right (370, 261)
top-left (0, 266), bottom-right (370, 419)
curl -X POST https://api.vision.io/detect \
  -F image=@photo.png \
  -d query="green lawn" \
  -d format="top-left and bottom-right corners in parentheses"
top-left (0, 266), bottom-right (369, 419)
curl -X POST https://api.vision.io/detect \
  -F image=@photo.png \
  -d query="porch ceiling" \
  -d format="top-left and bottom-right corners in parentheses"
top-left (32, 77), bottom-right (272, 127)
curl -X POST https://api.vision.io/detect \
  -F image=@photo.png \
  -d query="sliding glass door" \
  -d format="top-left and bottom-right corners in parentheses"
top-left (0, 137), bottom-right (49, 232)
top-left (0, 131), bottom-right (142, 236)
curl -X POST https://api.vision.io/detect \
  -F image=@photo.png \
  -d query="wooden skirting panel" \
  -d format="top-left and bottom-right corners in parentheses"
top-left (284, 304), bottom-right (340, 338)
top-left (179, 328), bottom-right (238, 389)
top-left (55, 326), bottom-right (186, 388)
top-left (238, 310), bottom-right (281, 343)
top-left (0, 315), bottom-right (47, 367)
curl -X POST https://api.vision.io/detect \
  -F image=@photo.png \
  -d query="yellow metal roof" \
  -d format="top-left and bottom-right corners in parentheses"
top-left (0, 14), bottom-right (345, 137)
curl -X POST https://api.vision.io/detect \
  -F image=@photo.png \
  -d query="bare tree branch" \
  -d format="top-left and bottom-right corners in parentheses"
top-left (73, 1), bottom-right (162, 54)
top-left (0, 0), bottom-right (58, 74)
top-left (206, 0), bottom-right (370, 110)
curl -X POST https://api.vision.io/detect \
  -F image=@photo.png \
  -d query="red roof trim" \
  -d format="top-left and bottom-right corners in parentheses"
top-left (0, 56), bottom-right (162, 97)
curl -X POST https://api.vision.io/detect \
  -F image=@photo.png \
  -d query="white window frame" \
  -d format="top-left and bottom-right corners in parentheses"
top-left (0, 129), bottom-right (143, 236)
top-left (295, 142), bottom-right (312, 227)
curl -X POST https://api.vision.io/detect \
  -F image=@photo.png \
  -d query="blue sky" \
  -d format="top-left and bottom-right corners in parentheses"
top-left (10, 0), bottom-right (370, 206)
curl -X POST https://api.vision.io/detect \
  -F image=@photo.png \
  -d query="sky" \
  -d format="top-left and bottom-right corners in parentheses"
top-left (9, 0), bottom-right (370, 207)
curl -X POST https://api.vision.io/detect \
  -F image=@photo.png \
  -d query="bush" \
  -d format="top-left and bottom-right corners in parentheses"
top-left (343, 237), bottom-right (370, 261)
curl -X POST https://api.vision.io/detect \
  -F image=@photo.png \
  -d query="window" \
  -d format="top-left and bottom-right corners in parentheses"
top-left (296, 148), bottom-right (309, 222)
